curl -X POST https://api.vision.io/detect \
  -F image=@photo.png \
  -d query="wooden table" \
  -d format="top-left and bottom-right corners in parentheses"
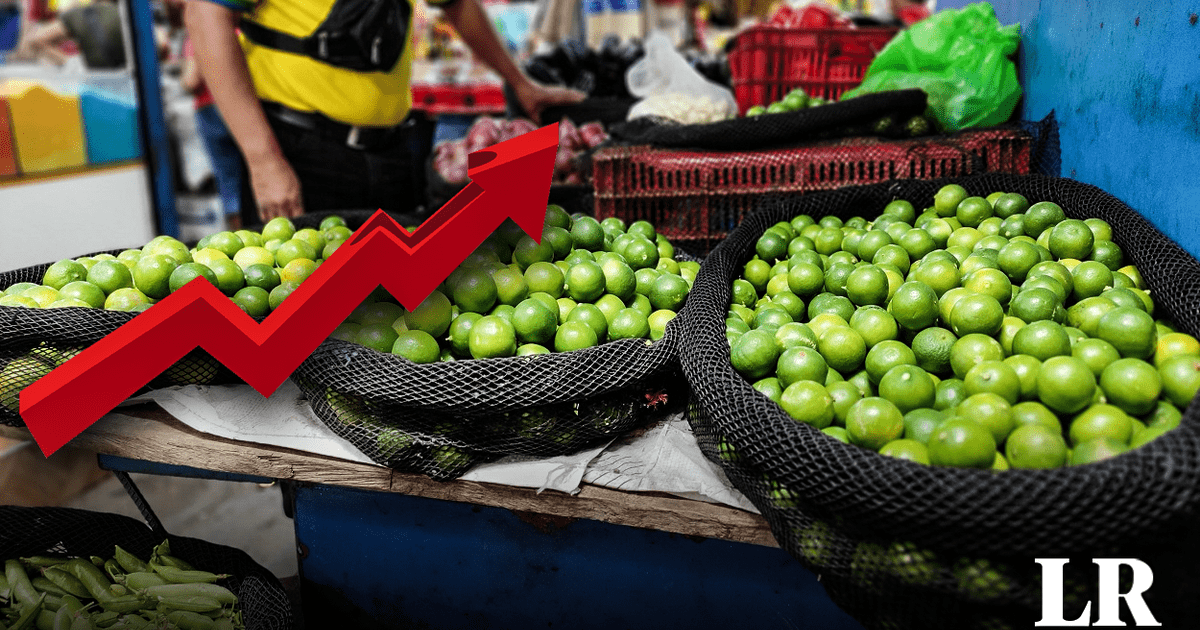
top-left (1, 405), bottom-right (866, 630)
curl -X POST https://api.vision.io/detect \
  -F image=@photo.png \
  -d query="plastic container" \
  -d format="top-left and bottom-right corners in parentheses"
top-left (728, 24), bottom-right (898, 114)
top-left (80, 86), bottom-right (142, 164)
top-left (0, 80), bottom-right (87, 174)
top-left (411, 82), bottom-right (506, 116)
top-left (593, 128), bottom-right (1033, 252)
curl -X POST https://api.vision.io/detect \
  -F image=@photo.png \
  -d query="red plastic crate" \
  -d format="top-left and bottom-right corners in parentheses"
top-left (410, 83), bottom-right (507, 116)
top-left (593, 129), bottom-right (1033, 252)
top-left (728, 24), bottom-right (898, 114)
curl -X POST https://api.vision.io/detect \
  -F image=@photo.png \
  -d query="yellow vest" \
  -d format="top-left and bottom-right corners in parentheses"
top-left (239, 0), bottom-right (416, 127)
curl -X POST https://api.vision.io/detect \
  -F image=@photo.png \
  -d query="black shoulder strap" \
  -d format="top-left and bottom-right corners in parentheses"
top-left (239, 19), bottom-right (312, 57)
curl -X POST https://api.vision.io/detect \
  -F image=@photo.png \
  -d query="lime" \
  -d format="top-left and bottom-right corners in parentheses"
top-left (355, 323), bottom-right (400, 353)
top-left (878, 365), bottom-right (936, 413)
top-left (927, 418), bottom-right (997, 469)
top-left (950, 333), bottom-right (1005, 380)
top-left (1158, 354), bottom-right (1200, 408)
top-left (452, 268), bottom-right (499, 314)
top-left (776, 347), bottom-right (829, 388)
top-left (274, 239), bottom-right (318, 268)
top-left (1037, 356), bottom-right (1097, 414)
top-left (469, 315), bottom-right (518, 359)
top-left (234, 246), bottom-right (276, 271)
top-left (732, 329), bottom-right (781, 380)
top-left (1070, 437), bottom-right (1128, 465)
top-left (86, 260), bottom-right (134, 295)
top-left (262, 217), bottom-right (297, 242)
top-left (392, 330), bottom-right (441, 364)
top-left (949, 293), bottom-right (1004, 337)
top-left (491, 267), bottom-right (529, 307)
top-left (864, 340), bottom-right (917, 384)
top-left (1069, 404), bottom-right (1133, 446)
top-left (908, 326), bottom-right (954, 377)
top-left (168, 263), bottom-right (218, 294)
top-left (779, 381), bottom-right (835, 428)
top-left (608, 308), bottom-right (650, 340)
top-left (131, 254), bottom-right (180, 300)
top-left (1005, 424), bottom-right (1068, 469)
top-left (1066, 296), bottom-right (1117, 337)
top-left (649, 273), bottom-right (690, 312)
top-left (845, 397), bottom-right (905, 450)
top-left (567, 303), bottom-right (609, 341)
top-left (818, 326), bottom-right (867, 375)
top-left (206, 258), bottom-right (246, 296)
top-left (232, 286), bottom-right (270, 317)
top-left (1022, 202), bottom-right (1067, 238)
top-left (0, 294), bottom-right (37, 308)
top-left (1071, 261), bottom-right (1114, 301)
top-left (404, 290), bottom-right (453, 337)
top-left (104, 287), bottom-right (151, 312)
top-left (963, 360), bottom-right (1021, 404)
top-left (934, 185), bottom-right (968, 218)
top-left (1100, 358), bottom-right (1161, 416)
top-left (511, 298), bottom-right (558, 346)
top-left (554, 320), bottom-right (598, 352)
top-left (1095, 307), bottom-right (1156, 359)
top-left (448, 312), bottom-right (482, 357)
top-left (57, 281), bottom-right (105, 309)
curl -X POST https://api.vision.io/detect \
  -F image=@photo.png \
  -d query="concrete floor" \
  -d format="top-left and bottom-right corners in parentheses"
top-left (65, 471), bottom-right (299, 579)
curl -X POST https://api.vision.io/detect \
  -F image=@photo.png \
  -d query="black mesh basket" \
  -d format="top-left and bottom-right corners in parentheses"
top-left (0, 253), bottom-right (242, 427)
top-left (0, 501), bottom-right (293, 629)
top-left (678, 174), bottom-right (1200, 629)
top-left (608, 89), bottom-right (929, 151)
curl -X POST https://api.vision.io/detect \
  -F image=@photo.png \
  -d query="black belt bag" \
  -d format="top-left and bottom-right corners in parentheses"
top-left (240, 0), bottom-right (410, 72)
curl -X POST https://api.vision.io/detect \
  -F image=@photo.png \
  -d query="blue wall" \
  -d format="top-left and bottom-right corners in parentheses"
top-left (938, 0), bottom-right (1200, 257)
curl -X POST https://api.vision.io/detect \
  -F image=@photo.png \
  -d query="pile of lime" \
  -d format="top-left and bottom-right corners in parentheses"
top-left (0, 214), bottom-right (359, 317)
top-left (332, 206), bottom-right (693, 363)
top-left (726, 184), bottom-right (1199, 470)
top-left (0, 206), bottom-right (693, 365)
top-left (745, 87), bottom-right (832, 116)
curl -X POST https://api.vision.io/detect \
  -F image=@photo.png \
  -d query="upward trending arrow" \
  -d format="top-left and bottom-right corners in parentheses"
top-left (20, 123), bottom-right (560, 456)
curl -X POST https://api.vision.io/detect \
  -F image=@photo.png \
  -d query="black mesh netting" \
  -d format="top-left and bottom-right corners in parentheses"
top-left (0, 505), bottom-right (293, 629)
top-left (0, 252), bottom-right (243, 427)
top-left (678, 174), bottom-right (1200, 629)
top-left (607, 89), bottom-right (929, 151)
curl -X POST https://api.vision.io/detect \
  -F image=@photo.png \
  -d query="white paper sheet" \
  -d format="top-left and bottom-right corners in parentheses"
top-left (118, 383), bottom-right (755, 511)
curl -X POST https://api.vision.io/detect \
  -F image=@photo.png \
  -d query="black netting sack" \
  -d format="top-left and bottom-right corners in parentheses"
top-left (0, 253), bottom-right (242, 427)
top-left (0, 505), bottom-right (293, 629)
top-left (679, 174), bottom-right (1200, 629)
top-left (290, 211), bottom-right (687, 480)
top-left (608, 89), bottom-right (928, 151)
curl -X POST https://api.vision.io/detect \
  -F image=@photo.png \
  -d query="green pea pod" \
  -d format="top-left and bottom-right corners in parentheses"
top-left (88, 612), bottom-right (117, 629)
top-left (110, 550), bottom-right (147, 576)
top-left (140, 584), bottom-right (235, 606)
top-left (35, 609), bottom-right (56, 630)
top-left (154, 594), bottom-right (221, 613)
top-left (163, 611), bottom-right (214, 630)
top-left (147, 566), bottom-right (226, 585)
top-left (19, 558), bottom-right (68, 569)
top-left (88, 559), bottom-right (104, 570)
top-left (57, 595), bottom-right (84, 614)
top-left (108, 585), bottom-right (127, 598)
top-left (211, 619), bottom-right (234, 630)
top-left (1, 570), bottom-right (11, 600)
top-left (30, 577), bottom-right (67, 598)
top-left (53, 606), bottom-right (73, 630)
top-left (152, 556), bottom-right (195, 572)
top-left (41, 594), bottom-right (64, 612)
top-left (68, 613), bottom-right (94, 630)
top-left (7, 559), bottom-right (41, 608)
top-left (96, 595), bottom-right (144, 615)
top-left (10, 592), bottom-right (46, 630)
top-left (41, 571), bottom-right (89, 601)
top-left (62, 561), bottom-right (111, 602)
top-left (120, 574), bottom-right (166, 592)
top-left (102, 562), bottom-right (123, 586)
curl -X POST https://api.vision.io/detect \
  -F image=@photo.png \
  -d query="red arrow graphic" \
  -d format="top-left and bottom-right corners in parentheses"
top-left (19, 123), bottom-right (559, 456)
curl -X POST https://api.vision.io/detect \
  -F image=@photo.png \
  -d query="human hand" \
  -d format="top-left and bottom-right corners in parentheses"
top-left (249, 156), bottom-right (304, 222)
top-left (514, 81), bottom-right (586, 124)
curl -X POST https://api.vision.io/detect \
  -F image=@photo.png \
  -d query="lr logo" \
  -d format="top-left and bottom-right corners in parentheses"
top-left (1035, 558), bottom-right (1161, 627)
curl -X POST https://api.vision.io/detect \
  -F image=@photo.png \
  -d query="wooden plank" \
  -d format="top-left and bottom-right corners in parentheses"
top-left (2, 406), bottom-right (777, 547)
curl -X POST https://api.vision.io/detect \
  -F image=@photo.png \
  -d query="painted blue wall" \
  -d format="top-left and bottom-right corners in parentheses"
top-left (937, 0), bottom-right (1200, 258)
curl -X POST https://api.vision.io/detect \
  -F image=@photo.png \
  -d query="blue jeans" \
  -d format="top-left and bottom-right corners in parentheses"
top-left (194, 104), bottom-right (246, 218)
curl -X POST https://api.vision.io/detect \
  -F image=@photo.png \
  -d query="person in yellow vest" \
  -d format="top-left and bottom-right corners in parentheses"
top-left (185, 0), bottom-right (583, 221)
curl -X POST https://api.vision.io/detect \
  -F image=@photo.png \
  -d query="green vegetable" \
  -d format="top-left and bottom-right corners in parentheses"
top-left (102, 562), bottom-right (123, 586)
top-left (148, 566), bottom-right (227, 585)
top-left (35, 609), bottom-right (56, 630)
top-left (120, 574), bottom-right (165, 592)
top-left (19, 558), bottom-right (68, 569)
top-left (164, 611), bottom-right (215, 630)
top-left (30, 577), bottom-right (67, 597)
top-left (88, 612), bottom-right (117, 629)
top-left (110, 550), bottom-right (146, 576)
top-left (53, 605), bottom-right (72, 630)
top-left (7, 559), bottom-right (41, 608)
top-left (41, 570), bottom-right (89, 601)
top-left (154, 594), bottom-right (222, 613)
top-left (62, 560), bottom-right (111, 602)
top-left (68, 613), bottom-right (94, 630)
top-left (141, 584), bottom-right (235, 606)
top-left (9, 592), bottom-right (46, 630)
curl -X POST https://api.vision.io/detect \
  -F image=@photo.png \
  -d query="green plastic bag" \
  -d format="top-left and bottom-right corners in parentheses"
top-left (842, 2), bottom-right (1021, 132)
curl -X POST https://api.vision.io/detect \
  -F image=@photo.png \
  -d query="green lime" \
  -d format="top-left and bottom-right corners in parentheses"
top-left (1069, 404), bottom-right (1133, 446)
top-left (392, 330), bottom-right (441, 364)
top-left (554, 320), bottom-right (599, 352)
top-left (877, 365), bottom-right (935, 413)
top-left (780, 381), bottom-right (835, 428)
top-left (1100, 358), bottom-right (1162, 416)
top-left (1037, 356), bottom-right (1097, 414)
top-left (903, 408), bottom-right (945, 444)
top-left (777, 347), bottom-right (829, 388)
top-left (232, 286), bottom-right (270, 317)
top-left (845, 397), bottom-right (905, 450)
top-left (1005, 424), bottom-right (1068, 469)
top-left (469, 315), bottom-right (518, 358)
top-left (927, 418), bottom-right (997, 469)
top-left (1070, 437), bottom-right (1128, 465)
top-left (609, 308), bottom-right (651, 340)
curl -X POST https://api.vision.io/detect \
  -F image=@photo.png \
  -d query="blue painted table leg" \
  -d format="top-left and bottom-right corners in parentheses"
top-left (293, 484), bottom-right (865, 630)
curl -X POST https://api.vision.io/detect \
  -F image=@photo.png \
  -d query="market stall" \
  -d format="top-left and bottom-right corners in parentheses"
top-left (3, 1), bottom-right (1200, 629)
